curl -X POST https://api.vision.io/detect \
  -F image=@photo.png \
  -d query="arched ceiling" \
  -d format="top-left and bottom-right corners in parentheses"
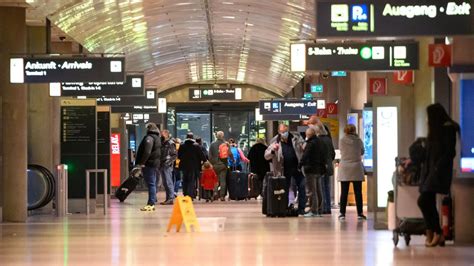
top-left (27, 0), bottom-right (316, 94)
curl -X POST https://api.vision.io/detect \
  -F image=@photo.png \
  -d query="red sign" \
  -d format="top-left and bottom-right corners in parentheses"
top-left (369, 78), bottom-right (387, 96)
top-left (110, 133), bottom-right (121, 187)
top-left (317, 109), bottom-right (327, 118)
top-left (429, 44), bottom-right (452, 67)
top-left (393, 70), bottom-right (414, 85)
top-left (326, 103), bottom-right (338, 115)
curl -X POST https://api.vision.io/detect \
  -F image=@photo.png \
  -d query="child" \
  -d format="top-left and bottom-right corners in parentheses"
top-left (200, 162), bottom-right (218, 202)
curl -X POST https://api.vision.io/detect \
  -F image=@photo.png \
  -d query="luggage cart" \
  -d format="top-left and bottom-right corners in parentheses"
top-left (392, 157), bottom-right (426, 246)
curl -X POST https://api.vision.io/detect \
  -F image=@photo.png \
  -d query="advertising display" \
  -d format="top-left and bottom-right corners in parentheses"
top-left (97, 107), bottom-right (111, 194)
top-left (362, 109), bottom-right (374, 171)
top-left (189, 88), bottom-right (242, 101)
top-left (376, 106), bottom-right (398, 207)
top-left (293, 42), bottom-right (419, 71)
top-left (347, 113), bottom-right (359, 133)
top-left (10, 56), bottom-right (125, 83)
top-left (110, 134), bottom-right (121, 187)
top-left (460, 79), bottom-right (474, 174)
top-left (259, 99), bottom-right (318, 115)
top-left (316, 0), bottom-right (474, 37)
top-left (58, 74), bottom-right (144, 96)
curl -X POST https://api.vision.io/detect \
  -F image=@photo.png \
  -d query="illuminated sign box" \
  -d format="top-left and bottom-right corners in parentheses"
top-left (111, 105), bottom-right (158, 114)
top-left (189, 88), bottom-right (242, 101)
top-left (11, 57), bottom-right (125, 83)
top-left (59, 74), bottom-right (144, 97)
top-left (259, 99), bottom-right (318, 115)
top-left (303, 42), bottom-right (419, 71)
top-left (316, 0), bottom-right (474, 37)
top-left (460, 79), bottom-right (474, 174)
top-left (261, 114), bottom-right (310, 121)
top-left (96, 89), bottom-right (156, 106)
top-left (311, 84), bottom-right (324, 93)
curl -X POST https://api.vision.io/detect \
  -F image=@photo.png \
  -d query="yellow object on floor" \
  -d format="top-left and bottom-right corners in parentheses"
top-left (167, 195), bottom-right (200, 232)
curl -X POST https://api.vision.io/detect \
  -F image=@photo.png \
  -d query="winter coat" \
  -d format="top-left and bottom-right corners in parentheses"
top-left (264, 132), bottom-right (304, 176)
top-left (299, 135), bottom-right (328, 175)
top-left (337, 134), bottom-right (365, 182)
top-left (135, 131), bottom-right (161, 168)
top-left (319, 135), bottom-right (336, 176)
top-left (201, 169), bottom-right (218, 190)
top-left (178, 139), bottom-right (205, 172)
top-left (420, 122), bottom-right (458, 194)
top-left (248, 143), bottom-right (270, 178)
top-left (160, 138), bottom-right (177, 168)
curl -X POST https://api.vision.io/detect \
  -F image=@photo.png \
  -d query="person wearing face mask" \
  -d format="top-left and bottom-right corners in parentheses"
top-left (265, 124), bottom-right (306, 215)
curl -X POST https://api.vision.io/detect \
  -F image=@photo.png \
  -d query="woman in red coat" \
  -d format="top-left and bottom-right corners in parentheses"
top-left (201, 162), bottom-right (218, 202)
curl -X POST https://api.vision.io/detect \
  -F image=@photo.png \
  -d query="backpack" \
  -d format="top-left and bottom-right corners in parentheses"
top-left (218, 143), bottom-right (231, 159)
top-left (228, 146), bottom-right (241, 167)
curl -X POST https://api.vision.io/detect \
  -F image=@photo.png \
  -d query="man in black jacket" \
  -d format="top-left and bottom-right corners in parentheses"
top-left (178, 132), bottom-right (205, 199)
top-left (159, 130), bottom-right (177, 205)
top-left (135, 123), bottom-right (161, 211)
top-left (299, 127), bottom-right (328, 217)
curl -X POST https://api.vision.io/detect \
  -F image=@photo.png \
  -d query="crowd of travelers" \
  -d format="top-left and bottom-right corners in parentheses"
top-left (133, 103), bottom-right (457, 234)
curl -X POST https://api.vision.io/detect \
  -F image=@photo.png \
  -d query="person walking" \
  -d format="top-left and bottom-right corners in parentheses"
top-left (418, 103), bottom-right (459, 247)
top-left (248, 138), bottom-right (270, 184)
top-left (265, 124), bottom-right (306, 215)
top-left (178, 132), bottom-right (205, 199)
top-left (228, 138), bottom-right (249, 171)
top-left (317, 125), bottom-right (336, 214)
top-left (299, 127), bottom-right (328, 217)
top-left (159, 130), bottom-right (177, 205)
top-left (135, 123), bottom-right (161, 211)
top-left (208, 131), bottom-right (234, 201)
top-left (337, 124), bottom-right (366, 221)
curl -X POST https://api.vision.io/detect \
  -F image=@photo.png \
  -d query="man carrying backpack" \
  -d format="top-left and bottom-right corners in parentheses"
top-left (209, 131), bottom-right (234, 201)
top-left (135, 123), bottom-right (161, 211)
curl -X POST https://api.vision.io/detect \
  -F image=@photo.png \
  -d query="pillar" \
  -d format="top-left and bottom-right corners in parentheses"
top-left (0, 7), bottom-right (28, 222)
top-left (413, 38), bottom-right (435, 138)
top-left (27, 26), bottom-right (54, 170)
top-left (350, 71), bottom-right (367, 110)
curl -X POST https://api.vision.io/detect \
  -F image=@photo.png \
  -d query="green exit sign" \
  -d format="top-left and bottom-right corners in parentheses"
top-left (311, 84), bottom-right (323, 93)
top-left (303, 93), bottom-right (313, 100)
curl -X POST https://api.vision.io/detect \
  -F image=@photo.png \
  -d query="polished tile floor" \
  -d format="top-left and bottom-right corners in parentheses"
top-left (1, 192), bottom-right (473, 266)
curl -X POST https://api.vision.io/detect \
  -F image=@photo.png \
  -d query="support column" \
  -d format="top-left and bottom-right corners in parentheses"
top-left (27, 26), bottom-right (54, 170)
top-left (0, 7), bottom-right (28, 222)
top-left (350, 71), bottom-right (367, 110)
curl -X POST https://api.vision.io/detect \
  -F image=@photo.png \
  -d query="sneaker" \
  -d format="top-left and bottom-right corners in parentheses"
top-left (338, 214), bottom-right (346, 221)
top-left (140, 205), bottom-right (155, 211)
top-left (358, 214), bottom-right (367, 220)
top-left (303, 212), bottom-right (317, 218)
top-left (160, 199), bottom-right (174, 205)
top-left (316, 213), bottom-right (323, 217)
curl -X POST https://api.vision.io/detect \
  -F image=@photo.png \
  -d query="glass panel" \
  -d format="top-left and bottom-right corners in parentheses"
top-left (176, 112), bottom-right (211, 149)
top-left (212, 111), bottom-right (250, 155)
top-left (167, 107), bottom-right (176, 138)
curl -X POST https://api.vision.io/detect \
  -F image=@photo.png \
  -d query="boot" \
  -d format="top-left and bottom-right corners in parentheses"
top-left (427, 232), bottom-right (445, 247)
top-left (425, 230), bottom-right (433, 247)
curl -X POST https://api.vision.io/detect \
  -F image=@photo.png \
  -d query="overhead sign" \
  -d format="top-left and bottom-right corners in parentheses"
top-left (261, 114), bottom-right (310, 121)
top-left (326, 103), bottom-right (338, 115)
top-left (429, 44), bottom-right (452, 67)
top-left (295, 42), bottom-right (419, 71)
top-left (96, 91), bottom-right (156, 106)
top-left (259, 99), bottom-right (318, 115)
top-left (369, 78), bottom-right (387, 95)
top-left (393, 70), bottom-right (414, 84)
top-left (111, 105), bottom-right (158, 114)
top-left (10, 56), bottom-right (125, 83)
top-left (316, 0), bottom-right (474, 37)
top-left (58, 74), bottom-right (144, 97)
top-left (310, 84), bottom-right (324, 93)
top-left (303, 93), bottom-right (313, 100)
top-left (189, 88), bottom-right (242, 101)
top-left (331, 71), bottom-right (347, 77)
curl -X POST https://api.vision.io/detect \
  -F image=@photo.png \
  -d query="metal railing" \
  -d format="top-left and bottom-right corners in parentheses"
top-left (85, 169), bottom-right (108, 215)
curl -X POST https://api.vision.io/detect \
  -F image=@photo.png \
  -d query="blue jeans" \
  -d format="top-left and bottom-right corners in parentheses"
top-left (143, 166), bottom-right (157, 205)
top-left (160, 165), bottom-right (175, 201)
top-left (322, 174), bottom-right (332, 213)
top-left (285, 170), bottom-right (306, 213)
top-left (173, 168), bottom-right (182, 193)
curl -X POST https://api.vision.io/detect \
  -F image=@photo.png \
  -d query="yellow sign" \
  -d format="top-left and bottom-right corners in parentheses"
top-left (167, 196), bottom-right (200, 233)
top-left (320, 117), bottom-right (339, 139)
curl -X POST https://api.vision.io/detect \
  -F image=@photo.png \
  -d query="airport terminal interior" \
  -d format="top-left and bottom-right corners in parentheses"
top-left (0, 0), bottom-right (474, 265)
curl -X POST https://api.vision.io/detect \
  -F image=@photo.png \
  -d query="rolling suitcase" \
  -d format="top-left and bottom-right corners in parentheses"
top-left (247, 173), bottom-right (261, 199)
top-left (228, 169), bottom-right (248, 201)
top-left (115, 167), bottom-right (142, 202)
top-left (266, 175), bottom-right (288, 217)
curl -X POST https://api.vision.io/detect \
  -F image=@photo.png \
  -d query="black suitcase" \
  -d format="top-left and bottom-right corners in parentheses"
top-left (247, 173), bottom-right (261, 199)
top-left (266, 175), bottom-right (288, 217)
top-left (228, 170), bottom-right (248, 200)
top-left (115, 167), bottom-right (142, 202)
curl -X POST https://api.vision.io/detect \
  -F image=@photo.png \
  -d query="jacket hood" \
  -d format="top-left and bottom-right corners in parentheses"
top-left (147, 131), bottom-right (160, 136)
